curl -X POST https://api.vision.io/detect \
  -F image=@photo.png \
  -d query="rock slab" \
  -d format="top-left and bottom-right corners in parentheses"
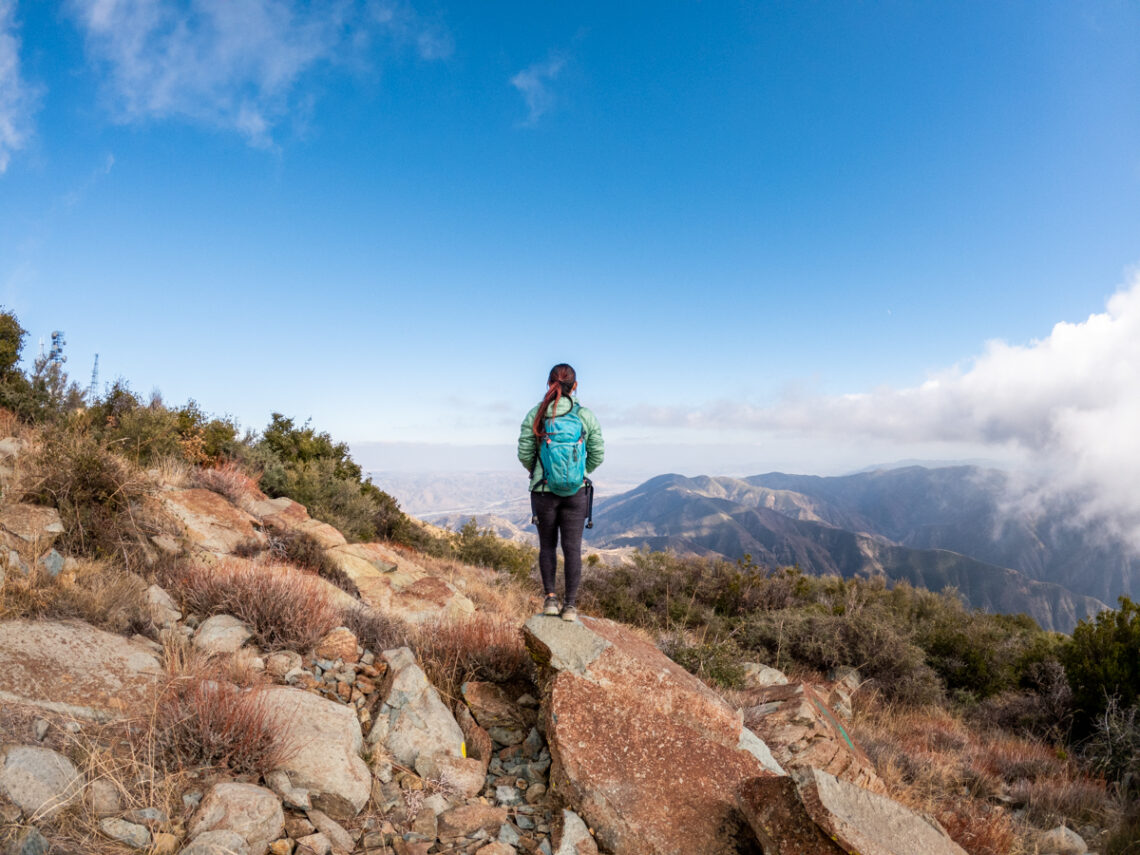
top-left (524, 614), bottom-right (784, 855)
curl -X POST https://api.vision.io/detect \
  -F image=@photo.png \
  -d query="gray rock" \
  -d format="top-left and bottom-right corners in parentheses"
top-left (1038, 826), bottom-right (1088, 855)
top-left (146, 584), bottom-right (182, 626)
top-left (6, 827), bottom-right (50, 855)
top-left (262, 686), bottom-right (370, 819)
top-left (123, 806), bottom-right (169, 826)
top-left (31, 720), bottom-right (48, 742)
top-left (188, 782), bottom-right (283, 855)
top-left (100, 817), bottom-right (151, 849)
top-left (372, 647), bottom-right (464, 768)
top-left (0, 744), bottom-right (81, 819)
top-left (86, 778), bottom-right (123, 817)
top-left (306, 809), bottom-right (356, 853)
top-left (193, 614), bottom-right (253, 655)
top-left (414, 753), bottom-right (486, 799)
top-left (264, 769), bottom-right (311, 810)
top-left (553, 809), bottom-right (598, 855)
top-left (178, 829), bottom-right (252, 855)
top-left (35, 550), bottom-right (64, 578)
top-left (742, 662), bottom-right (789, 689)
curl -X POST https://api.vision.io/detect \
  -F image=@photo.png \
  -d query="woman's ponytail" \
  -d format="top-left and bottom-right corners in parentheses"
top-left (532, 363), bottom-right (577, 438)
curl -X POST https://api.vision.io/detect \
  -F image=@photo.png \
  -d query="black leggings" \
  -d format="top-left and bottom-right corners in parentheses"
top-left (531, 488), bottom-right (590, 608)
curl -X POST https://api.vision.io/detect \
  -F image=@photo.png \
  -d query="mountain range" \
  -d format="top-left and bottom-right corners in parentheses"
top-left (589, 466), bottom-right (1127, 633)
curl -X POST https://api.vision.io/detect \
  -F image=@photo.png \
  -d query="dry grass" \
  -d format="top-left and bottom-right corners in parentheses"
top-left (155, 556), bottom-right (342, 651)
top-left (191, 460), bottom-right (262, 510)
top-left (149, 453), bottom-right (191, 488)
top-left (0, 557), bottom-right (148, 634)
top-left (340, 604), bottom-right (411, 656)
top-left (412, 613), bottom-right (534, 703)
top-left (412, 551), bottom-right (537, 623)
top-left (853, 696), bottom-right (1113, 855)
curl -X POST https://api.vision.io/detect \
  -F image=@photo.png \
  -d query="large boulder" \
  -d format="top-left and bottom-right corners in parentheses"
top-left (0, 745), bottom-right (82, 819)
top-left (0, 504), bottom-right (64, 550)
top-left (162, 487), bottom-right (266, 554)
top-left (0, 620), bottom-right (162, 720)
top-left (262, 687), bottom-right (370, 820)
top-left (247, 497), bottom-right (347, 549)
top-left (523, 614), bottom-right (784, 855)
top-left (325, 544), bottom-right (474, 625)
top-left (369, 647), bottom-right (465, 767)
top-left (738, 768), bottom-right (968, 855)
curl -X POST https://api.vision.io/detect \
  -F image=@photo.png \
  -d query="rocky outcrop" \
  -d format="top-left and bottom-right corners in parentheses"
top-left (524, 613), bottom-right (784, 855)
top-left (162, 487), bottom-right (267, 554)
top-left (325, 543), bottom-right (475, 625)
top-left (741, 681), bottom-right (883, 792)
top-left (0, 619), bottom-right (161, 720)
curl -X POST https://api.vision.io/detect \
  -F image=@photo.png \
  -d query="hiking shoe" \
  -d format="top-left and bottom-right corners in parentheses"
top-left (560, 606), bottom-right (579, 622)
top-left (542, 595), bottom-right (561, 616)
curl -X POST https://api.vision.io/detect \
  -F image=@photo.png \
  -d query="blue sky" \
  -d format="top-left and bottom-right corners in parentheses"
top-left (2, 2), bottom-right (1140, 502)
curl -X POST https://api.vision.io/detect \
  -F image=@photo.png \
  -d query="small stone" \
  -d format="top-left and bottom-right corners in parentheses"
top-left (284, 815), bottom-right (316, 838)
top-left (267, 651), bottom-right (304, 678)
top-left (306, 809), bottom-right (357, 853)
top-left (152, 831), bottom-right (181, 855)
top-left (297, 832), bottom-right (332, 855)
top-left (269, 840), bottom-right (295, 855)
top-left (524, 783), bottom-right (546, 805)
top-left (32, 719), bottom-right (49, 742)
top-left (123, 806), bottom-right (168, 826)
top-left (183, 790), bottom-right (204, 811)
top-left (495, 785), bottom-right (522, 806)
top-left (1037, 826), bottom-right (1088, 855)
top-left (100, 817), bottom-right (151, 849)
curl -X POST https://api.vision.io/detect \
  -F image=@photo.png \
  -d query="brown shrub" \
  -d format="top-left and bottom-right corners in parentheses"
top-left (191, 461), bottom-right (261, 509)
top-left (154, 676), bottom-right (293, 776)
top-left (268, 528), bottom-right (357, 596)
top-left (339, 604), bottom-right (411, 657)
top-left (934, 800), bottom-right (1017, 855)
top-left (412, 613), bottom-right (533, 702)
top-left (155, 557), bottom-right (341, 651)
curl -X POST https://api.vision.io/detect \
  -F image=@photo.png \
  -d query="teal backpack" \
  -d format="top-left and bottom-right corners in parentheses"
top-left (538, 402), bottom-right (587, 496)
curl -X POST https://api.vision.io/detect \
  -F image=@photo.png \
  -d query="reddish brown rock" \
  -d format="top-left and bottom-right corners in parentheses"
top-left (315, 627), bottom-right (360, 664)
top-left (741, 682), bottom-right (884, 792)
top-left (162, 487), bottom-right (266, 554)
top-left (437, 804), bottom-right (508, 839)
top-left (524, 615), bottom-right (784, 855)
top-left (455, 704), bottom-right (493, 770)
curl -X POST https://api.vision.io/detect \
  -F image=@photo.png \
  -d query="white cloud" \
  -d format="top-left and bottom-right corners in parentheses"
top-left (0, 0), bottom-right (39, 174)
top-left (67, 0), bottom-right (450, 147)
top-left (627, 275), bottom-right (1140, 546)
top-left (510, 54), bottom-right (566, 126)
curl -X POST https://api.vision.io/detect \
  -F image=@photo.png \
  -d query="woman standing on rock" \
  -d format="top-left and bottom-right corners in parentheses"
top-left (517, 363), bottom-right (604, 622)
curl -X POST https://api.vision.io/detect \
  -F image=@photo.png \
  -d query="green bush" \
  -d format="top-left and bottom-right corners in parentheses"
top-left (454, 518), bottom-right (536, 580)
top-left (1063, 597), bottom-right (1140, 740)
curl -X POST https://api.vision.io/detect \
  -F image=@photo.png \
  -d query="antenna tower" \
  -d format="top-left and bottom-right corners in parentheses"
top-left (88, 354), bottom-right (100, 401)
top-left (48, 331), bottom-right (67, 365)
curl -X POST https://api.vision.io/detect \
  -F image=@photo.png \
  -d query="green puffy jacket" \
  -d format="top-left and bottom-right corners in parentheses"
top-left (517, 396), bottom-right (605, 493)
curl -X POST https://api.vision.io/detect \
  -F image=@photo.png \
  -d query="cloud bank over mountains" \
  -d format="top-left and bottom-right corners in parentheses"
top-left (630, 276), bottom-right (1140, 547)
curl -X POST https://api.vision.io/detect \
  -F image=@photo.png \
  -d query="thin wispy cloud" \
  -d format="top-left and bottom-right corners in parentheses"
top-left (0, 0), bottom-right (39, 174)
top-left (623, 275), bottom-right (1140, 547)
top-left (510, 53), bottom-right (566, 126)
top-left (67, 0), bottom-right (451, 148)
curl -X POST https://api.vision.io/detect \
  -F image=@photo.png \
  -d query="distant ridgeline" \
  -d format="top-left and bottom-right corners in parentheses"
top-left (588, 466), bottom-right (1128, 634)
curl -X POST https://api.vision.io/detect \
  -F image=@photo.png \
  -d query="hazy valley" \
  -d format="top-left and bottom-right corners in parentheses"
top-left (378, 464), bottom-right (1135, 633)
